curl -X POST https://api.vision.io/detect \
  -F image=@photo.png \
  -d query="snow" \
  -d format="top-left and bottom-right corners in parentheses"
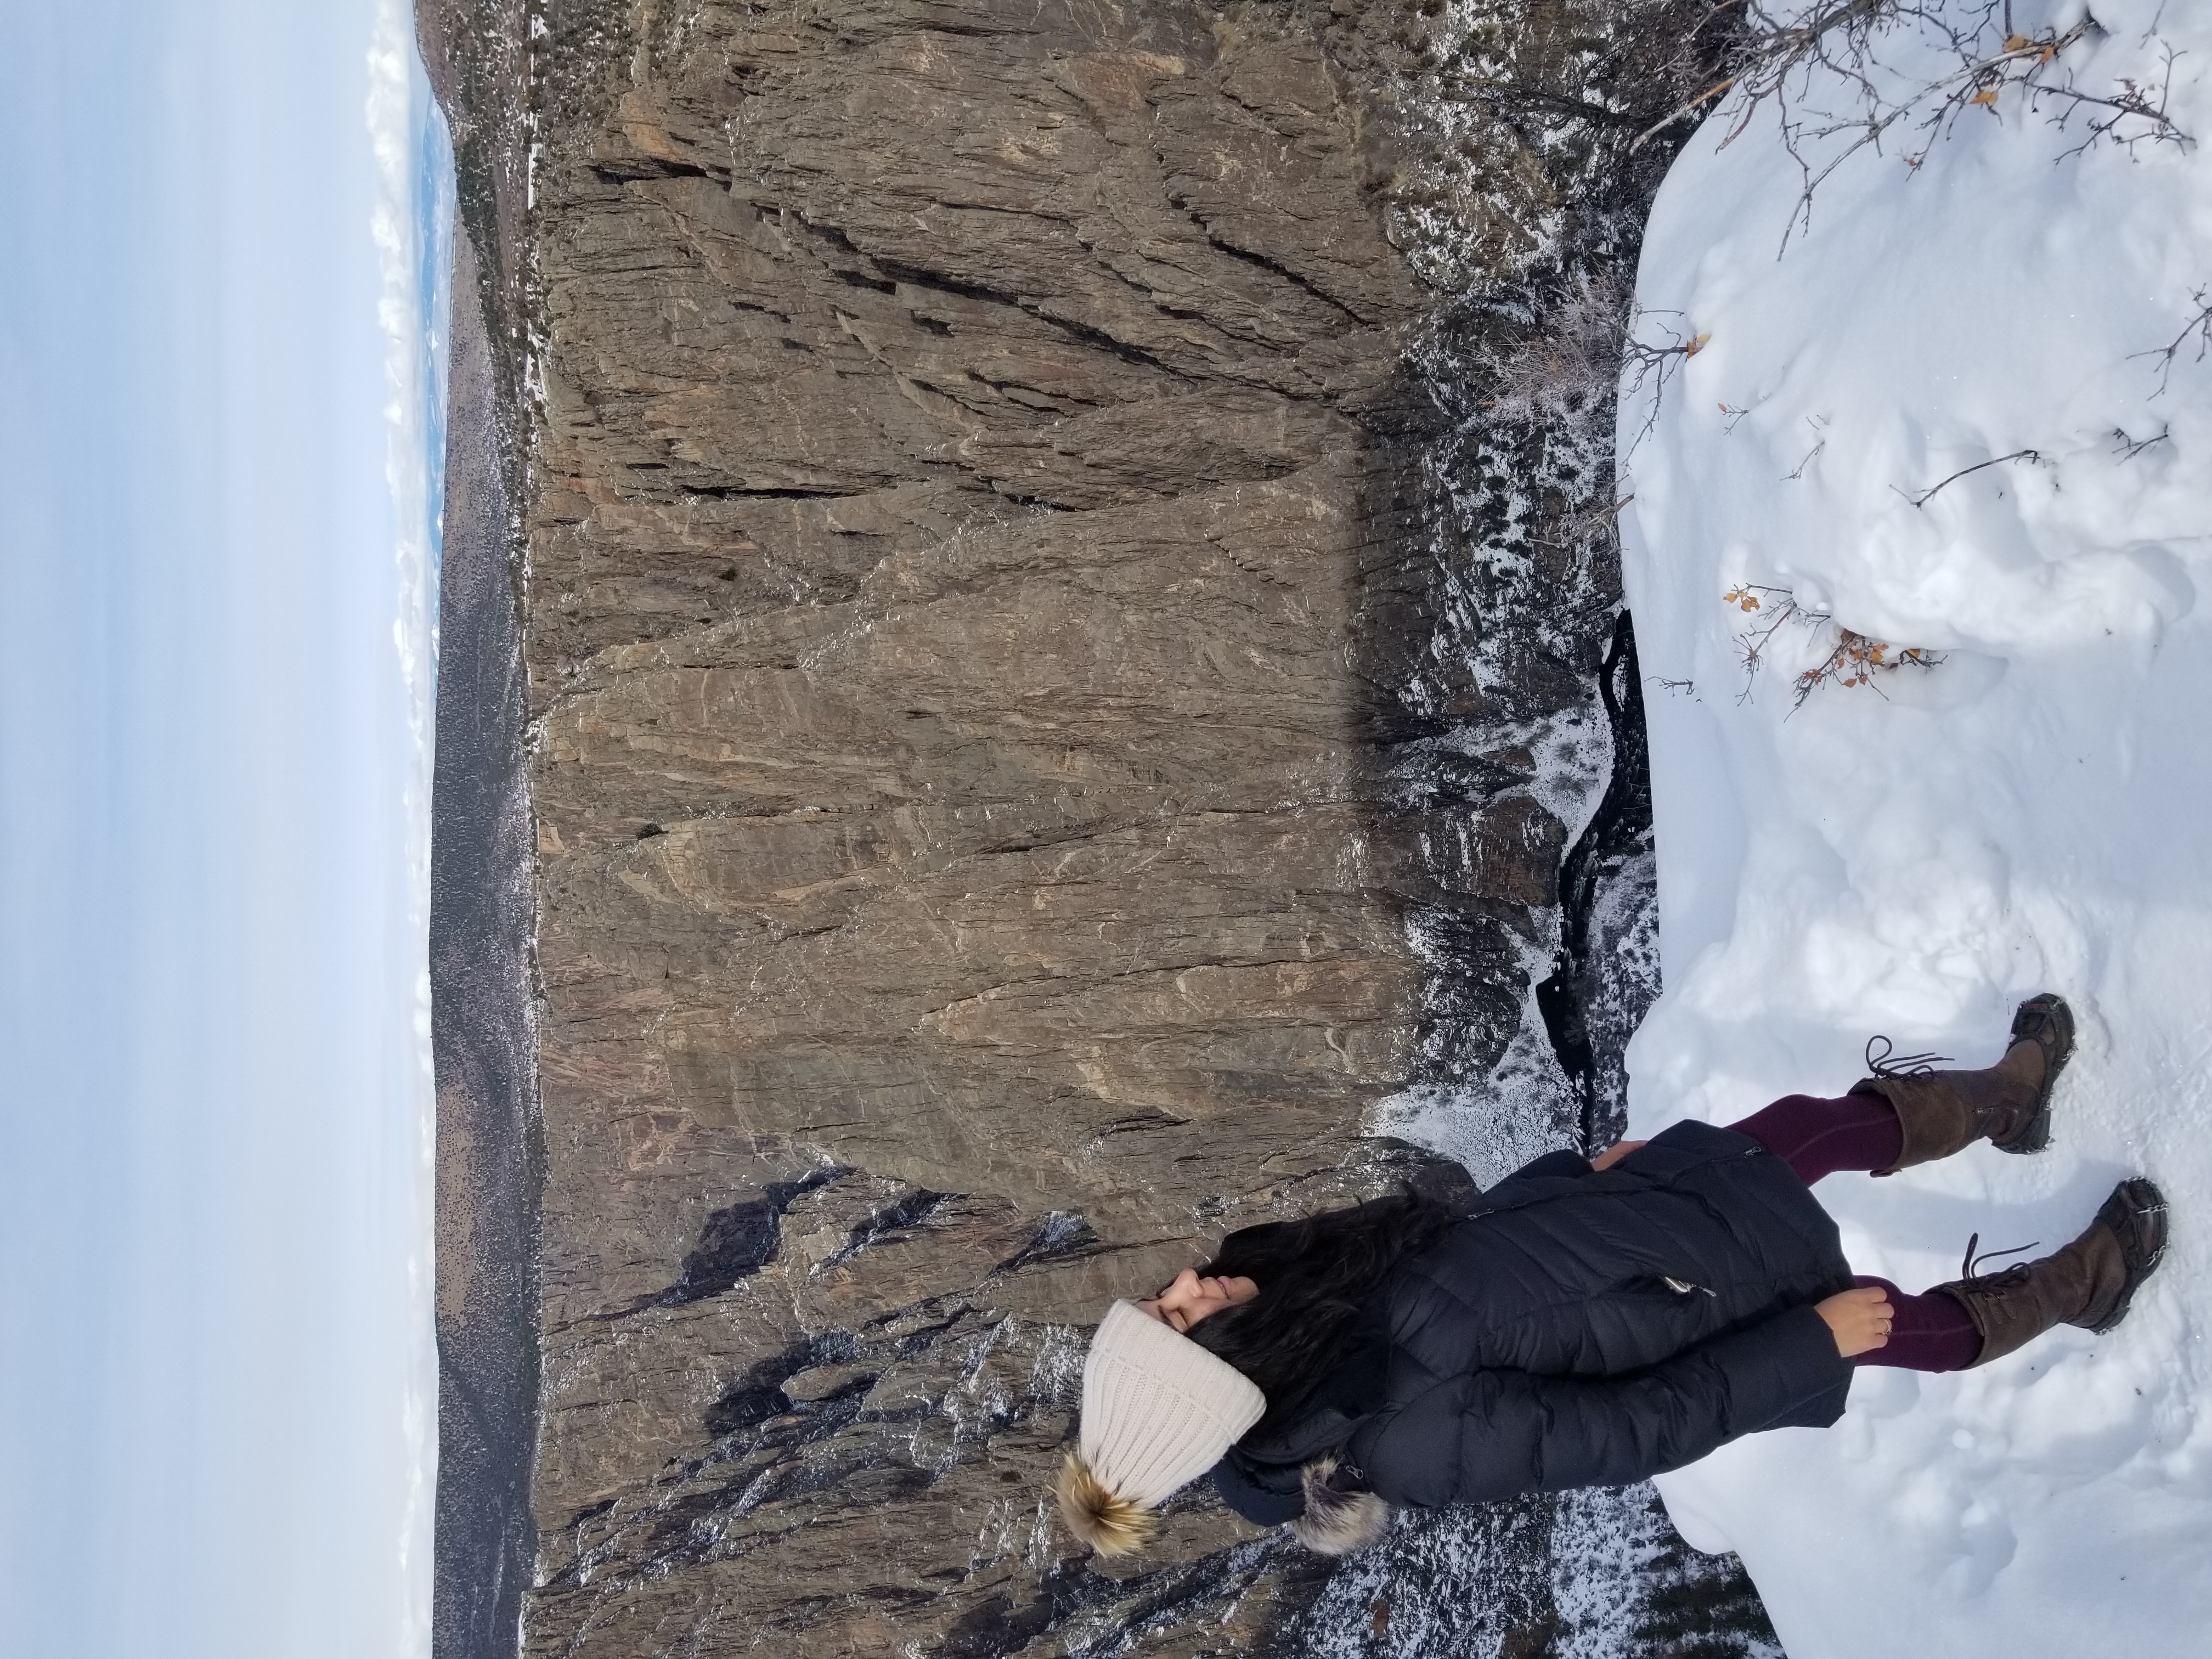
top-left (1619, 3), bottom-right (2212, 1654)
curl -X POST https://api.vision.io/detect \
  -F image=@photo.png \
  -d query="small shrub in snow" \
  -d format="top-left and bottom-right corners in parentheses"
top-left (1654, 2), bottom-right (2195, 250)
top-left (1486, 269), bottom-right (1713, 456)
top-left (1483, 270), bottom-right (1635, 430)
top-left (1724, 583), bottom-right (1941, 708)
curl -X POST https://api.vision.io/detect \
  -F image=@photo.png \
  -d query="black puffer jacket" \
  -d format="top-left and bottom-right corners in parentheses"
top-left (1213, 1121), bottom-right (1855, 1521)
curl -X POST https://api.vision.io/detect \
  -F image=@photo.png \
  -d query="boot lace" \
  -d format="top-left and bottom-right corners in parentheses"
top-left (1959, 1231), bottom-right (2040, 1282)
top-left (1864, 1035), bottom-right (1952, 1078)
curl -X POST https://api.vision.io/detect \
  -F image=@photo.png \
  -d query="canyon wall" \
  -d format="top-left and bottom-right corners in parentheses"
top-left (425, 3), bottom-right (1776, 1654)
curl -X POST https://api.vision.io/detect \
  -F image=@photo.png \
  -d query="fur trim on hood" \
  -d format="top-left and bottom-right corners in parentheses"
top-left (1286, 1455), bottom-right (1391, 1556)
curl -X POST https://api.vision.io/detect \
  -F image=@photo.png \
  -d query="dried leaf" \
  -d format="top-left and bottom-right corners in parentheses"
top-left (1685, 332), bottom-right (1713, 357)
top-left (1971, 87), bottom-right (2000, 107)
top-left (2004, 33), bottom-right (2030, 52)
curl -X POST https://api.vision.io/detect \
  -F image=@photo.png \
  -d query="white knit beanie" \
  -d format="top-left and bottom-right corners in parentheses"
top-left (1056, 1300), bottom-right (1266, 1552)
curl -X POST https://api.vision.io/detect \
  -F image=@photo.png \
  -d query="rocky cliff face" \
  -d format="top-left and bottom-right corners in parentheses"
top-left (425, 2), bottom-right (1778, 1655)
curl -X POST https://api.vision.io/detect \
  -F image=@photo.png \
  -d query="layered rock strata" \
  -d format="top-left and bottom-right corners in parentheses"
top-left (423, 1), bottom-right (1777, 1654)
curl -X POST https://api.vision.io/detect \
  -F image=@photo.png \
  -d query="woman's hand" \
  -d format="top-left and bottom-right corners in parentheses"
top-left (1589, 1140), bottom-right (1648, 1171)
top-left (1816, 1285), bottom-right (1894, 1356)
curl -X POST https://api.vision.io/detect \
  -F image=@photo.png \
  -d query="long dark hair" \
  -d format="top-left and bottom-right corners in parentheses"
top-left (1187, 1189), bottom-right (1452, 1442)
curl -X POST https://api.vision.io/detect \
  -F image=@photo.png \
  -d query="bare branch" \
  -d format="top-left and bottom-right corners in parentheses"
top-left (1782, 415), bottom-right (1829, 480)
top-left (1620, 311), bottom-right (1713, 453)
top-left (1724, 582), bottom-right (1941, 710)
top-left (1894, 447), bottom-right (2044, 508)
top-left (2113, 425), bottom-right (2172, 460)
top-left (1630, 72), bottom-right (1743, 153)
top-left (1709, 4), bottom-right (2190, 256)
top-left (1725, 583), bottom-right (1827, 701)
top-left (2131, 285), bottom-right (2212, 396)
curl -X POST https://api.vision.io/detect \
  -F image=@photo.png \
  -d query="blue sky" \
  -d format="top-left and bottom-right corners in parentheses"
top-left (0, 3), bottom-right (449, 1653)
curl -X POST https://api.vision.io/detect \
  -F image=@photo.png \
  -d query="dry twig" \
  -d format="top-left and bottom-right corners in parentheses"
top-left (1894, 447), bottom-right (2044, 507)
top-left (2112, 425), bottom-right (2171, 460)
top-left (1711, 4), bottom-right (2190, 255)
top-left (2132, 286), bottom-right (2212, 396)
top-left (1782, 415), bottom-right (1829, 480)
top-left (1724, 582), bottom-right (1941, 709)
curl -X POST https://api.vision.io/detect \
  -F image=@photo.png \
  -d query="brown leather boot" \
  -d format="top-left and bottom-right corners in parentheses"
top-left (1934, 1179), bottom-right (2170, 1365)
top-left (1854, 992), bottom-right (2074, 1173)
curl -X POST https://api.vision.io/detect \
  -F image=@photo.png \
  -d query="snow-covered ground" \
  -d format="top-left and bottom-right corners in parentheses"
top-left (1620, 3), bottom-right (2212, 1654)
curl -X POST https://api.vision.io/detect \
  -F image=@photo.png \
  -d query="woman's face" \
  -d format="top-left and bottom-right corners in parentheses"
top-left (1137, 1268), bottom-right (1259, 1333)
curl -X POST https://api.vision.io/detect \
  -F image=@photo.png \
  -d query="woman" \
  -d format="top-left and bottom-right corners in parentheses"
top-left (1054, 994), bottom-right (2169, 1556)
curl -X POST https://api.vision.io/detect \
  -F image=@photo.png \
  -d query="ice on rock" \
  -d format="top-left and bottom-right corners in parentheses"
top-left (1620, 2), bottom-right (2212, 1654)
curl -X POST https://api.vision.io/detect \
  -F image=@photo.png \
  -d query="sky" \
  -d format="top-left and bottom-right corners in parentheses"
top-left (0, 2), bottom-right (450, 1654)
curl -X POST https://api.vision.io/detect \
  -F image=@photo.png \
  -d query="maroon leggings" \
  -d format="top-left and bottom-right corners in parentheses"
top-left (1724, 1093), bottom-right (1980, 1373)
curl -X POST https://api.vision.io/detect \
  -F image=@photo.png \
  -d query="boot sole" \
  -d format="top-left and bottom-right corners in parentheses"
top-left (2082, 1178), bottom-right (2169, 1335)
top-left (1995, 992), bottom-right (2074, 1155)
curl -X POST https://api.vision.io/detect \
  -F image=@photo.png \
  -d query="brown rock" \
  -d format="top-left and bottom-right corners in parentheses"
top-left (422, 1), bottom-right (1758, 1655)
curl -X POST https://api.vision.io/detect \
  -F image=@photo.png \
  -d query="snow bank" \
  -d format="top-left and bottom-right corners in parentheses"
top-left (1620, 3), bottom-right (2212, 1654)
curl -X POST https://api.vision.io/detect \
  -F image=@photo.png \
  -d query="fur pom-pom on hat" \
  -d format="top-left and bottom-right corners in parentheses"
top-left (1053, 1451), bottom-right (1158, 1556)
top-left (1054, 1300), bottom-right (1267, 1555)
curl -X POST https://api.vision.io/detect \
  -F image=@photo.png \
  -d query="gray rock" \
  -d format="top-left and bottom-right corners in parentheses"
top-left (420, 2), bottom-right (1783, 1655)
